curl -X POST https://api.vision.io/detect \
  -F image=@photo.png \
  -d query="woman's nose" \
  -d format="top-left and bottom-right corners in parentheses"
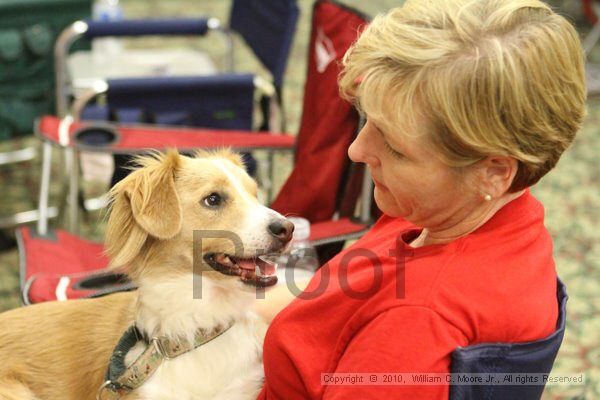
top-left (348, 125), bottom-right (380, 166)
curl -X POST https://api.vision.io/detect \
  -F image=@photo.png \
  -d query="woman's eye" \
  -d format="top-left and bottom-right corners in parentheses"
top-left (203, 193), bottom-right (222, 208)
top-left (384, 141), bottom-right (404, 159)
top-left (372, 120), bottom-right (404, 159)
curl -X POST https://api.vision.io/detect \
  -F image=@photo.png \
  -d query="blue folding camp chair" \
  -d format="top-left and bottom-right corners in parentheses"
top-left (450, 279), bottom-right (568, 399)
top-left (41, 2), bottom-right (298, 229)
top-left (55, 0), bottom-right (299, 123)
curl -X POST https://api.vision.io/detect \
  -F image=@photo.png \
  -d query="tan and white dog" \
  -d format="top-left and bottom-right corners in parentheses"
top-left (0, 150), bottom-right (293, 400)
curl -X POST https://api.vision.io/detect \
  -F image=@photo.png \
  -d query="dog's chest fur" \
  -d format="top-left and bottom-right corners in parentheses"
top-left (123, 276), bottom-right (267, 400)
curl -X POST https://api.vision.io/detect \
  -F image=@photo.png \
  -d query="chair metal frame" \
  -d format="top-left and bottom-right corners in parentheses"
top-left (36, 14), bottom-right (285, 235)
top-left (21, 0), bottom-right (300, 231)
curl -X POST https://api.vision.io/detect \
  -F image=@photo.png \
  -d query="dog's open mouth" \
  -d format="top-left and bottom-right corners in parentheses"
top-left (204, 253), bottom-right (278, 287)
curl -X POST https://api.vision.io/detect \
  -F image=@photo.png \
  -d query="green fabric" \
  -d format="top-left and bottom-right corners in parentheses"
top-left (0, 30), bottom-right (22, 62)
top-left (0, 0), bottom-right (92, 140)
top-left (23, 24), bottom-right (54, 57)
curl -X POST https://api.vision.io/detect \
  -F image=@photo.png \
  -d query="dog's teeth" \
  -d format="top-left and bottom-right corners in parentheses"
top-left (214, 254), bottom-right (235, 266)
top-left (255, 265), bottom-right (264, 278)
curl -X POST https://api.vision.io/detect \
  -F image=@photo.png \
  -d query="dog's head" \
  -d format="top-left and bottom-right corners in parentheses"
top-left (105, 149), bottom-right (293, 287)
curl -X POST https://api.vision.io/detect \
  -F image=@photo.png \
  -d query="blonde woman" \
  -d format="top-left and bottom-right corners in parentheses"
top-left (255, 0), bottom-right (585, 398)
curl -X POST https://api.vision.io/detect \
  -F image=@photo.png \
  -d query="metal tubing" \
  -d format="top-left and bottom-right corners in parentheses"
top-left (359, 167), bottom-right (373, 224)
top-left (0, 147), bottom-right (37, 166)
top-left (71, 82), bottom-right (108, 120)
top-left (64, 83), bottom-right (107, 233)
top-left (37, 143), bottom-right (53, 235)
top-left (219, 28), bottom-right (235, 72)
top-left (0, 207), bottom-right (59, 229)
top-left (67, 148), bottom-right (80, 233)
top-left (52, 21), bottom-right (88, 234)
top-left (55, 21), bottom-right (88, 118)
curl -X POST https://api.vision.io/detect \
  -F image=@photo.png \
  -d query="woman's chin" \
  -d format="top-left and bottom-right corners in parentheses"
top-left (374, 194), bottom-right (404, 218)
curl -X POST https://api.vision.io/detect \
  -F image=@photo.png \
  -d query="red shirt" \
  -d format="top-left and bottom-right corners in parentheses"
top-left (258, 191), bottom-right (558, 399)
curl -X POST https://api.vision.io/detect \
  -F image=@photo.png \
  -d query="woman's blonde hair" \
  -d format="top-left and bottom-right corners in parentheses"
top-left (339, 0), bottom-right (586, 191)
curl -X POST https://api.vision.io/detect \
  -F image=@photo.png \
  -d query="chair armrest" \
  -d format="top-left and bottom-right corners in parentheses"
top-left (83, 18), bottom-right (215, 38)
top-left (309, 218), bottom-right (370, 247)
top-left (35, 115), bottom-right (296, 153)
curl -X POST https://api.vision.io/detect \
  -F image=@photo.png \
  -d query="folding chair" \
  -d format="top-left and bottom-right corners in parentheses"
top-left (450, 279), bottom-right (568, 399)
top-left (17, 0), bottom-right (372, 304)
top-left (59, 1), bottom-right (298, 184)
top-left (56, 0), bottom-right (299, 124)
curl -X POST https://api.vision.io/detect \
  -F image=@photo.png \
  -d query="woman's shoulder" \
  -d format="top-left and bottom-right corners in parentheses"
top-left (370, 191), bottom-right (558, 344)
top-left (424, 192), bottom-right (559, 343)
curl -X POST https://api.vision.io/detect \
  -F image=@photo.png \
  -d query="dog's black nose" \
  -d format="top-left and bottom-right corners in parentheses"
top-left (268, 219), bottom-right (294, 243)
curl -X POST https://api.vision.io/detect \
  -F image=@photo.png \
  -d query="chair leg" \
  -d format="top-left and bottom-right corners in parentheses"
top-left (0, 147), bottom-right (36, 166)
top-left (360, 169), bottom-right (374, 224)
top-left (37, 142), bottom-right (53, 235)
top-left (67, 148), bottom-right (80, 234)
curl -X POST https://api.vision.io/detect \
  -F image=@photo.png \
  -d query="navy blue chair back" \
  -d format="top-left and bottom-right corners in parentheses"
top-left (449, 279), bottom-right (568, 400)
top-left (103, 75), bottom-right (255, 130)
top-left (229, 0), bottom-right (299, 90)
top-left (80, 74), bottom-right (257, 185)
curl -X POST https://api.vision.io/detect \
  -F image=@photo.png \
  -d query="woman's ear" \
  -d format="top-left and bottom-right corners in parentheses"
top-left (476, 156), bottom-right (519, 199)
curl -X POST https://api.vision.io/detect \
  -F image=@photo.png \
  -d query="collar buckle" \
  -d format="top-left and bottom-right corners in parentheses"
top-left (96, 380), bottom-right (122, 400)
top-left (152, 337), bottom-right (175, 360)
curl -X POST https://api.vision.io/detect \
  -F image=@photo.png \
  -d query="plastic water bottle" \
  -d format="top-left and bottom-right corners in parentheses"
top-left (285, 217), bottom-right (319, 272)
top-left (92, 0), bottom-right (123, 63)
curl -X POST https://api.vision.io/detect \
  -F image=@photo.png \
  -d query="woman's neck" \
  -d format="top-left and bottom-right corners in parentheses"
top-left (410, 190), bottom-right (526, 248)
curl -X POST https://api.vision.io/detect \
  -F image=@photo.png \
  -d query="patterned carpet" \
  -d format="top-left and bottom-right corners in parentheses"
top-left (0, 1), bottom-right (597, 399)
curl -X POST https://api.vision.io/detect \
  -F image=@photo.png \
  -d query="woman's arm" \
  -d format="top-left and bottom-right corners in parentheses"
top-left (253, 278), bottom-right (311, 324)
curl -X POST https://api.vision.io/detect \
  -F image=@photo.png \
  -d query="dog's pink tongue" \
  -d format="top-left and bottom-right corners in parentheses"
top-left (237, 258), bottom-right (276, 276)
top-left (237, 259), bottom-right (256, 271)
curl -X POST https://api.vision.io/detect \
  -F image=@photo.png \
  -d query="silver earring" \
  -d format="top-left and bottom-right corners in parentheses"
top-left (484, 194), bottom-right (492, 201)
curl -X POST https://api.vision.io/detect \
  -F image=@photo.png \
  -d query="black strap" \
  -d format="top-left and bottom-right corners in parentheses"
top-left (106, 325), bottom-right (144, 389)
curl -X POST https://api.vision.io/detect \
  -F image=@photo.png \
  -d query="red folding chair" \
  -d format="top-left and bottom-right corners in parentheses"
top-left (17, 0), bottom-right (373, 304)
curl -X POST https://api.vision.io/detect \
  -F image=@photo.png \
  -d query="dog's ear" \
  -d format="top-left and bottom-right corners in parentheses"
top-left (105, 150), bottom-right (182, 267)
top-left (129, 150), bottom-right (182, 239)
top-left (105, 189), bottom-right (149, 268)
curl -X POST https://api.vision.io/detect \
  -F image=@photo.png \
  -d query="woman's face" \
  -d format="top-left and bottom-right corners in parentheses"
top-left (348, 114), bottom-right (479, 230)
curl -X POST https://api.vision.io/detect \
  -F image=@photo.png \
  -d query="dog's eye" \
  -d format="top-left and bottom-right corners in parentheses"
top-left (203, 193), bottom-right (223, 208)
